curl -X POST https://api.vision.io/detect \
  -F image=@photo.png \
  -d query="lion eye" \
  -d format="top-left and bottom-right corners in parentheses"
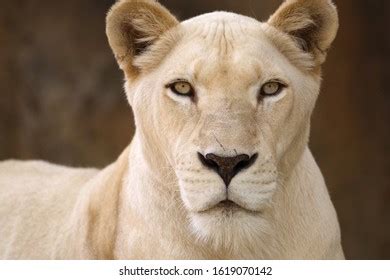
top-left (169, 81), bottom-right (194, 96)
top-left (260, 81), bottom-right (284, 96)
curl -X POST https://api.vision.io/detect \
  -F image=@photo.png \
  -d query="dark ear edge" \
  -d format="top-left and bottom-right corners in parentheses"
top-left (267, 0), bottom-right (339, 65)
top-left (106, 0), bottom-right (179, 75)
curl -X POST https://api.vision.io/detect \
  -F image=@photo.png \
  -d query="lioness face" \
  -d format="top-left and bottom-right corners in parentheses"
top-left (131, 14), bottom-right (320, 242)
top-left (107, 0), bottom-right (338, 248)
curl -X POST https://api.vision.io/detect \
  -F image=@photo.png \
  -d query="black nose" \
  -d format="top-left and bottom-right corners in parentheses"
top-left (198, 152), bottom-right (258, 187)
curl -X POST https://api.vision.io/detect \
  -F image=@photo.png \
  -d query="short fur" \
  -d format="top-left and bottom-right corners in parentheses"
top-left (0, 0), bottom-right (344, 259)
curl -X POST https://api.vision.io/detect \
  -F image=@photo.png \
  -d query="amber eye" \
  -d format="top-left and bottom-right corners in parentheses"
top-left (260, 81), bottom-right (285, 97)
top-left (169, 81), bottom-right (194, 97)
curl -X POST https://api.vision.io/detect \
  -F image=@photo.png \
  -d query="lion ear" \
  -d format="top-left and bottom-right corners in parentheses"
top-left (106, 0), bottom-right (179, 75)
top-left (267, 0), bottom-right (339, 65)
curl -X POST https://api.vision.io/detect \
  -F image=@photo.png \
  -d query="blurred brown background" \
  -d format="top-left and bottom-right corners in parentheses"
top-left (0, 0), bottom-right (388, 259)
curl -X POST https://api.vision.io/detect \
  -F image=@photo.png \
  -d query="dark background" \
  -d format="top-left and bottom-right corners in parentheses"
top-left (0, 0), bottom-right (388, 259)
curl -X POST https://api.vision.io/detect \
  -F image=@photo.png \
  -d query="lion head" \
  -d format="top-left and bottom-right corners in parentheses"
top-left (106, 0), bottom-right (338, 250)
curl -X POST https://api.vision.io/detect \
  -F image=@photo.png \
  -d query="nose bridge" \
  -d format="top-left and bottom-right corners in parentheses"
top-left (199, 100), bottom-right (257, 154)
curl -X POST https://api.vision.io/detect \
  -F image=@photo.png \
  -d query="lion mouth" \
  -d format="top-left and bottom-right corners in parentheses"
top-left (216, 199), bottom-right (239, 209)
top-left (203, 199), bottom-right (257, 214)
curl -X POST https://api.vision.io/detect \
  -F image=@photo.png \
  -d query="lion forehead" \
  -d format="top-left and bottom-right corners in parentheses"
top-left (136, 12), bottom-right (272, 74)
top-left (136, 11), bottom-right (312, 75)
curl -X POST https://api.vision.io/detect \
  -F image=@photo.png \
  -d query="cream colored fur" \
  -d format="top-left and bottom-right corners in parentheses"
top-left (0, 0), bottom-right (344, 259)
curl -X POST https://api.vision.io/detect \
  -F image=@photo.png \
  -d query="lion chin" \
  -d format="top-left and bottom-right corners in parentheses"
top-left (189, 201), bottom-right (272, 254)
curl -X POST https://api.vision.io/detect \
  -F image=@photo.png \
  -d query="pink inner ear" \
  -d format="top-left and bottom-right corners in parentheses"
top-left (293, 34), bottom-right (310, 52)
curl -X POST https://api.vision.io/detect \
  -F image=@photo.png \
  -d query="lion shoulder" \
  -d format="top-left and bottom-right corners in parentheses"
top-left (0, 160), bottom-right (98, 259)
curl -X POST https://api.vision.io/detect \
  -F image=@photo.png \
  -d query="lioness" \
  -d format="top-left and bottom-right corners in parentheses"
top-left (0, 0), bottom-right (344, 259)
